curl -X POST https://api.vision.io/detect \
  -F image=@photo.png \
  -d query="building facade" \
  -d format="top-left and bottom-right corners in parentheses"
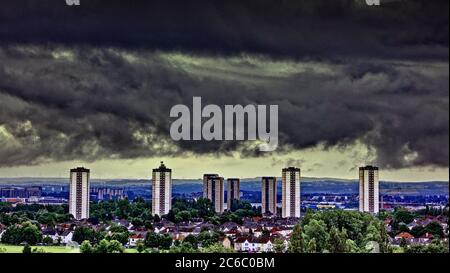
top-left (261, 176), bottom-right (277, 215)
top-left (152, 161), bottom-right (172, 216)
top-left (205, 175), bottom-right (224, 213)
top-left (69, 167), bottom-right (90, 220)
top-left (203, 174), bottom-right (218, 199)
top-left (359, 165), bottom-right (379, 214)
top-left (227, 178), bottom-right (240, 211)
top-left (281, 167), bottom-right (301, 218)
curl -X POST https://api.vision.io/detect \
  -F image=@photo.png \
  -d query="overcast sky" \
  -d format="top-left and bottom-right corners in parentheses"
top-left (0, 0), bottom-right (448, 181)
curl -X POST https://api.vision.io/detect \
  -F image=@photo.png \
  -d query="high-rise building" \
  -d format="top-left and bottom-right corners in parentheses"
top-left (152, 161), bottom-right (172, 216)
top-left (205, 175), bottom-right (224, 213)
top-left (359, 165), bottom-right (379, 214)
top-left (69, 167), bottom-right (90, 220)
top-left (227, 178), bottom-right (240, 210)
top-left (281, 167), bottom-right (301, 218)
top-left (203, 174), bottom-right (218, 199)
top-left (261, 176), bottom-right (277, 215)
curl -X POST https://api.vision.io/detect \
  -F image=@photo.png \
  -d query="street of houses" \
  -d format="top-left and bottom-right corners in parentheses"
top-left (1, 213), bottom-right (447, 252)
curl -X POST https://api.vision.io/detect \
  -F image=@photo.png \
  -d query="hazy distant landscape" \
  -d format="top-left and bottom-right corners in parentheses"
top-left (1, 177), bottom-right (448, 196)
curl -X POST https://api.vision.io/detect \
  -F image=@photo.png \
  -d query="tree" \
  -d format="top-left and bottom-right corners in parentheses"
top-left (22, 243), bottom-right (32, 254)
top-left (107, 240), bottom-right (125, 253)
top-left (109, 224), bottom-right (128, 233)
top-left (364, 224), bottom-right (381, 244)
top-left (37, 212), bottom-right (56, 226)
top-left (42, 236), bottom-right (54, 246)
top-left (328, 227), bottom-right (348, 253)
top-left (21, 222), bottom-right (43, 245)
top-left (176, 210), bottom-right (192, 222)
top-left (184, 234), bottom-right (198, 249)
top-left (110, 232), bottom-right (129, 245)
top-left (95, 239), bottom-right (110, 253)
top-left (144, 220), bottom-right (153, 230)
top-left (73, 226), bottom-right (98, 244)
top-left (345, 239), bottom-right (360, 253)
top-left (410, 225), bottom-right (426, 238)
top-left (136, 240), bottom-right (146, 253)
top-left (400, 238), bottom-right (408, 248)
top-left (288, 224), bottom-right (305, 253)
top-left (404, 240), bottom-right (449, 253)
top-left (424, 222), bottom-right (444, 238)
top-left (273, 238), bottom-right (285, 253)
top-left (398, 224), bottom-right (409, 233)
top-left (303, 219), bottom-right (329, 252)
top-left (197, 231), bottom-right (220, 248)
top-left (201, 243), bottom-right (235, 253)
top-left (160, 234), bottom-right (173, 250)
top-left (144, 232), bottom-right (160, 248)
top-left (169, 242), bottom-right (198, 253)
top-left (80, 240), bottom-right (94, 253)
top-left (1, 221), bottom-right (42, 245)
top-left (131, 218), bottom-right (144, 228)
top-left (196, 198), bottom-right (215, 218)
top-left (393, 208), bottom-right (415, 225)
top-left (377, 222), bottom-right (392, 253)
top-left (306, 238), bottom-right (317, 253)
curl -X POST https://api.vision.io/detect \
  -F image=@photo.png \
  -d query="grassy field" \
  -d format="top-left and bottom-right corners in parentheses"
top-left (0, 244), bottom-right (80, 253)
top-left (0, 244), bottom-right (139, 253)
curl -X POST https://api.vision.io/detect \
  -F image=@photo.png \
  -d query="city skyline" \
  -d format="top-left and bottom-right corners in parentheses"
top-left (0, 0), bottom-right (448, 259)
top-left (64, 162), bottom-right (382, 219)
top-left (0, 0), bottom-right (448, 183)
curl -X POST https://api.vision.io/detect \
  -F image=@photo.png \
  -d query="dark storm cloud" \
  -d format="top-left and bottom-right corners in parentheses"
top-left (0, 0), bottom-right (448, 60)
top-left (0, 0), bottom-right (448, 169)
top-left (0, 46), bottom-right (448, 168)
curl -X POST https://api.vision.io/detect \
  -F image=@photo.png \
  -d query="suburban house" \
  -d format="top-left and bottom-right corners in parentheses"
top-left (234, 236), bottom-right (278, 253)
top-left (42, 229), bottom-right (73, 245)
top-left (128, 233), bottom-right (146, 247)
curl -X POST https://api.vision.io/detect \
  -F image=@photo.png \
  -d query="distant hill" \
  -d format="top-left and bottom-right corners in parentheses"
top-left (0, 177), bottom-right (448, 196)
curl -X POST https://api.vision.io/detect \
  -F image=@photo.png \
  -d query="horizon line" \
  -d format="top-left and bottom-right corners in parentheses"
top-left (0, 176), bottom-right (448, 184)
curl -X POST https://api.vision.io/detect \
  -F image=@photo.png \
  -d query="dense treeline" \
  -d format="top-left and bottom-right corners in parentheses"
top-left (289, 210), bottom-right (392, 253)
top-left (1, 201), bottom-right (448, 253)
top-left (166, 198), bottom-right (261, 224)
top-left (0, 203), bottom-right (71, 226)
top-left (1, 221), bottom-right (42, 245)
top-left (89, 197), bottom-right (152, 225)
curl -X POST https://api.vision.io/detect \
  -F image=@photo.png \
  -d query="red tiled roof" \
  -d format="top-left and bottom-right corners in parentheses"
top-left (235, 237), bottom-right (251, 243)
top-left (270, 227), bottom-right (281, 233)
top-left (130, 233), bottom-right (145, 239)
top-left (396, 232), bottom-right (414, 239)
